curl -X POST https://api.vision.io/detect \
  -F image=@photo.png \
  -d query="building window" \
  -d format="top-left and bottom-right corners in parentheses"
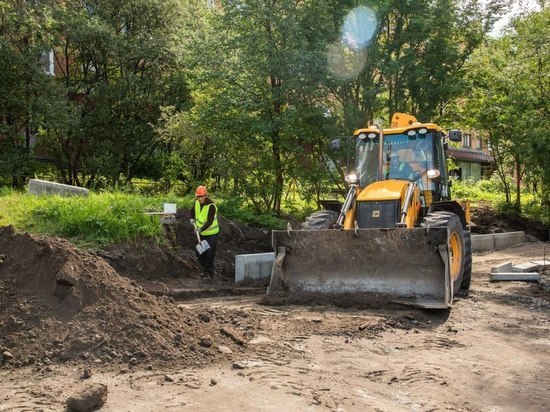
top-left (463, 133), bottom-right (471, 148)
top-left (40, 50), bottom-right (55, 76)
top-left (477, 137), bottom-right (482, 149)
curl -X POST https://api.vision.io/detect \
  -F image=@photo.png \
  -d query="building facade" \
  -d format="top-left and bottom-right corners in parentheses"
top-left (446, 133), bottom-right (494, 181)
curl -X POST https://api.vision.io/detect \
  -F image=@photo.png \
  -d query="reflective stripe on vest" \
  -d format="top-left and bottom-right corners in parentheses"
top-left (194, 201), bottom-right (219, 236)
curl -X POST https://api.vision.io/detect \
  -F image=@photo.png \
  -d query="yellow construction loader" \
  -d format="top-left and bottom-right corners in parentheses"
top-left (267, 113), bottom-right (472, 308)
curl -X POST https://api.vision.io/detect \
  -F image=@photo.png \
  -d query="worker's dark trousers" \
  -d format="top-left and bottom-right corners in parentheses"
top-left (197, 233), bottom-right (218, 276)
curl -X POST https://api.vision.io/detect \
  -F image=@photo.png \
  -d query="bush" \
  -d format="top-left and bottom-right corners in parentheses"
top-left (451, 177), bottom-right (505, 204)
top-left (217, 197), bottom-right (286, 229)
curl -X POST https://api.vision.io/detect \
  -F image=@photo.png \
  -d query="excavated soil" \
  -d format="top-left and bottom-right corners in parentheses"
top-left (0, 225), bottom-right (254, 371)
top-left (1, 209), bottom-right (549, 411)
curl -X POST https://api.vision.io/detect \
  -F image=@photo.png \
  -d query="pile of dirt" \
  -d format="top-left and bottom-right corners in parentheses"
top-left (471, 203), bottom-right (549, 241)
top-left (0, 226), bottom-right (254, 370)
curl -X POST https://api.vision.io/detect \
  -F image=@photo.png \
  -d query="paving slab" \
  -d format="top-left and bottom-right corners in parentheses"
top-left (513, 262), bottom-right (544, 272)
top-left (531, 260), bottom-right (550, 268)
top-left (28, 179), bottom-right (89, 197)
top-left (489, 272), bottom-right (541, 282)
top-left (491, 262), bottom-right (514, 274)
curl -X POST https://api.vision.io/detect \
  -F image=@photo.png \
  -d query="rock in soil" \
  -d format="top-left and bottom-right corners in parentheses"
top-left (66, 383), bottom-right (107, 411)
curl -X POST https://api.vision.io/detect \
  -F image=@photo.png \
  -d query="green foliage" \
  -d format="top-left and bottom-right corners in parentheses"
top-left (451, 177), bottom-right (505, 205)
top-left (451, 175), bottom-right (548, 226)
top-left (522, 197), bottom-right (550, 226)
top-left (217, 197), bottom-right (287, 229)
top-left (0, 189), bottom-right (289, 248)
top-left (0, 192), bottom-right (176, 247)
top-left (0, 0), bottom-right (62, 187)
top-left (1, 0), bottom-right (545, 228)
top-left (184, 0), bottom-right (339, 215)
top-left (462, 8), bottom-right (550, 212)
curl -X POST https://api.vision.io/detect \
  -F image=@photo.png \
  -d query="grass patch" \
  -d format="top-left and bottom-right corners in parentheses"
top-left (0, 190), bottom-right (287, 248)
top-left (0, 191), bottom-right (183, 247)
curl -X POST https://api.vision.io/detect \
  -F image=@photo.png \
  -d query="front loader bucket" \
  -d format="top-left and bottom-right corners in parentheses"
top-left (267, 228), bottom-right (452, 309)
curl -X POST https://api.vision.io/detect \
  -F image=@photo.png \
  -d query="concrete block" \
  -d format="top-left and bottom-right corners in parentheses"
top-left (471, 234), bottom-right (495, 252)
top-left (531, 260), bottom-right (550, 268)
top-left (489, 272), bottom-right (541, 282)
top-left (491, 262), bottom-right (514, 273)
top-left (494, 232), bottom-right (525, 250)
top-left (513, 262), bottom-right (544, 272)
top-left (235, 253), bottom-right (274, 287)
top-left (28, 179), bottom-right (89, 197)
top-left (471, 232), bottom-right (526, 252)
top-left (163, 203), bottom-right (176, 214)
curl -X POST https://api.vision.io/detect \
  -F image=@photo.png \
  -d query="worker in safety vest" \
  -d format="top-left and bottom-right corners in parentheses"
top-left (189, 185), bottom-right (220, 278)
top-left (387, 153), bottom-right (413, 180)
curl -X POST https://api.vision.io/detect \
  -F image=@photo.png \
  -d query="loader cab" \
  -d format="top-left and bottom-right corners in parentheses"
top-left (354, 126), bottom-right (451, 206)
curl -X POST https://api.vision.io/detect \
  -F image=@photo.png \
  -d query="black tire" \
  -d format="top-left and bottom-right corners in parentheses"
top-left (301, 210), bottom-right (339, 230)
top-left (460, 230), bottom-right (472, 292)
top-left (421, 211), bottom-right (465, 297)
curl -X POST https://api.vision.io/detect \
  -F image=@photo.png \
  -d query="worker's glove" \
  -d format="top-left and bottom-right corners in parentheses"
top-left (189, 219), bottom-right (195, 226)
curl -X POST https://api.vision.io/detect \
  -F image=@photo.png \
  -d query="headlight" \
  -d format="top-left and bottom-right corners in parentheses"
top-left (345, 173), bottom-right (358, 184)
top-left (367, 132), bottom-right (378, 139)
top-left (418, 128), bottom-right (427, 134)
top-left (407, 130), bottom-right (416, 136)
top-left (427, 169), bottom-right (441, 179)
top-left (358, 133), bottom-right (367, 140)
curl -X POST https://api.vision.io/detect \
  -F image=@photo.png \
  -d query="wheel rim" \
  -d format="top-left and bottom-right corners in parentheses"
top-left (449, 231), bottom-right (462, 282)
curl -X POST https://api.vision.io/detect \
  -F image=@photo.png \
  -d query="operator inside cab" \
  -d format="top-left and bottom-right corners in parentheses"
top-left (386, 153), bottom-right (413, 180)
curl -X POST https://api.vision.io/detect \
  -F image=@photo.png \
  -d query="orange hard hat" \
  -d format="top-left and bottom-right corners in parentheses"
top-left (195, 185), bottom-right (207, 196)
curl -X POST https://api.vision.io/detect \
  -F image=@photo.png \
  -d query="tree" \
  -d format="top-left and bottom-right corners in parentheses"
top-left (36, 0), bottom-right (193, 187)
top-left (514, 8), bottom-right (550, 208)
top-left (327, 0), bottom-right (495, 127)
top-left (186, 0), bottom-right (338, 214)
top-left (0, 0), bottom-right (61, 187)
top-left (463, 7), bottom-right (550, 213)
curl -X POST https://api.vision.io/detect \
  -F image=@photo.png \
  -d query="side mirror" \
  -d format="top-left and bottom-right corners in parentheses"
top-left (330, 138), bottom-right (341, 150)
top-left (448, 129), bottom-right (462, 142)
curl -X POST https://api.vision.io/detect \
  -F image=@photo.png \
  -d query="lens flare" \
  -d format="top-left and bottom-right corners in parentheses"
top-left (327, 42), bottom-right (368, 81)
top-left (342, 6), bottom-right (377, 50)
top-left (327, 6), bottom-right (378, 81)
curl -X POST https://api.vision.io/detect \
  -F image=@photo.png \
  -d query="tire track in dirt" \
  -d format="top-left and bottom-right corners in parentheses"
top-left (305, 335), bottom-right (352, 410)
top-left (0, 382), bottom-right (63, 412)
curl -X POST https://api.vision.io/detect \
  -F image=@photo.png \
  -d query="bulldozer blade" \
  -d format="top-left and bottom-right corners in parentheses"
top-left (267, 228), bottom-right (452, 309)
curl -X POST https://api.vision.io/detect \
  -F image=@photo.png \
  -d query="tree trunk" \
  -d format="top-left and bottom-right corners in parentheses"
top-left (515, 157), bottom-right (521, 213)
top-left (270, 71), bottom-right (284, 216)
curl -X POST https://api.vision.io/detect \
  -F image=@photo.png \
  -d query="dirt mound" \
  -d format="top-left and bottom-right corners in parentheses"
top-left (0, 226), bottom-right (249, 370)
top-left (471, 204), bottom-right (549, 241)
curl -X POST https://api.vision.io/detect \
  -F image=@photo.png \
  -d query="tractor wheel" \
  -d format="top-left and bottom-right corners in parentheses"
top-left (421, 211), bottom-right (465, 297)
top-left (301, 210), bottom-right (339, 230)
top-left (460, 230), bottom-right (472, 293)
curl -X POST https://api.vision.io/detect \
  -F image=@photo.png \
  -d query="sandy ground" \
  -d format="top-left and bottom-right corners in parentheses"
top-left (1, 241), bottom-right (549, 412)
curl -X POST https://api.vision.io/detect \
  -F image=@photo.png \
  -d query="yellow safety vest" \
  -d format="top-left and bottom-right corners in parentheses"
top-left (194, 202), bottom-right (219, 236)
